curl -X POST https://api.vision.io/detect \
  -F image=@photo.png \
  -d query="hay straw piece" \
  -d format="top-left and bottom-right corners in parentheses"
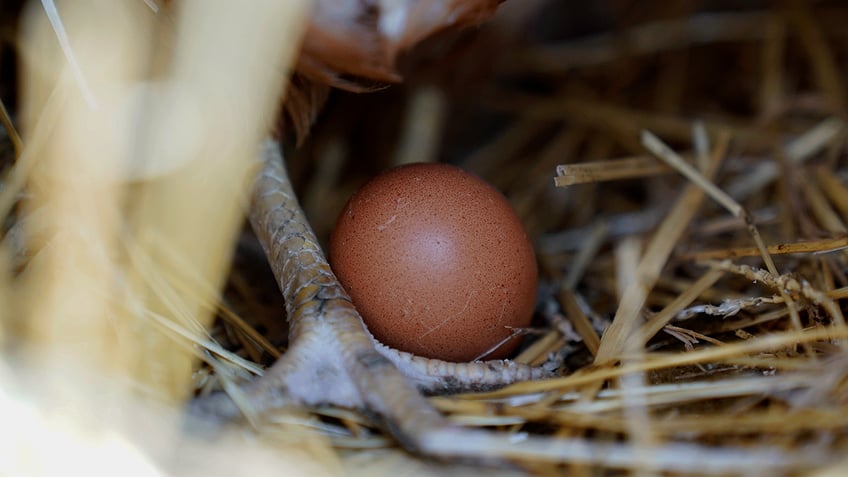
top-left (514, 330), bottom-right (563, 365)
top-left (638, 268), bottom-right (725, 344)
top-left (485, 325), bottom-right (848, 399)
top-left (642, 129), bottom-right (812, 350)
top-left (549, 219), bottom-right (607, 355)
top-left (419, 425), bottom-right (822, 473)
top-left (0, 99), bottom-right (22, 158)
top-left (594, 131), bottom-right (727, 362)
top-left (393, 85), bottom-right (446, 166)
top-left (138, 233), bottom-right (283, 360)
top-left (642, 131), bottom-right (738, 216)
top-left (725, 116), bottom-right (845, 200)
top-left (39, 0), bottom-right (97, 107)
top-left (705, 260), bottom-right (846, 329)
top-left (815, 165), bottom-right (848, 221)
top-left (558, 290), bottom-right (599, 356)
top-left (799, 170), bottom-right (847, 233)
top-left (554, 156), bottom-right (674, 187)
top-left (680, 235), bottom-right (848, 261)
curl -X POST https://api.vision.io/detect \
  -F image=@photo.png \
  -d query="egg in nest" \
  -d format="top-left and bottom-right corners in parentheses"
top-left (329, 163), bottom-right (537, 362)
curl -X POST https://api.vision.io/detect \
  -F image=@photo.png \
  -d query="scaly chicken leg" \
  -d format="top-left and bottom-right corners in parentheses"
top-left (190, 139), bottom-right (552, 452)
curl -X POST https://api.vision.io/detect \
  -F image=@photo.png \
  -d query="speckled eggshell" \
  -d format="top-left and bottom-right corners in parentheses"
top-left (329, 163), bottom-right (537, 362)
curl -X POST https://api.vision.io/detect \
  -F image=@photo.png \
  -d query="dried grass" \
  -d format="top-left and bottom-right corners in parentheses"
top-left (2, 1), bottom-right (848, 476)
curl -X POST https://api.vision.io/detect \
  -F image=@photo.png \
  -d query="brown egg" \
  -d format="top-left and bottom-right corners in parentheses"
top-left (329, 163), bottom-right (537, 362)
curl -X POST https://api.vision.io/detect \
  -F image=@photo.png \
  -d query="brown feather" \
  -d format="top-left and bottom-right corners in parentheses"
top-left (279, 74), bottom-right (331, 145)
top-left (284, 0), bottom-right (504, 141)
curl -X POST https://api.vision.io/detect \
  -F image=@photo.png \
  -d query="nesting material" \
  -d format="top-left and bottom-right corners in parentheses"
top-left (3, 1), bottom-right (848, 476)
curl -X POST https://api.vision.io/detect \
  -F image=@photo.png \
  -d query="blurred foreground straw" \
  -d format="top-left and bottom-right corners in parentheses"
top-left (1, 1), bottom-right (340, 475)
top-left (16, 0), bottom-right (308, 400)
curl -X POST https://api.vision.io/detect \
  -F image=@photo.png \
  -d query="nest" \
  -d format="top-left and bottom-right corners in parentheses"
top-left (2, 1), bottom-right (848, 476)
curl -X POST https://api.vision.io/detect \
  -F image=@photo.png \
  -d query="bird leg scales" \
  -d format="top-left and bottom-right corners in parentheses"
top-left (189, 139), bottom-right (553, 452)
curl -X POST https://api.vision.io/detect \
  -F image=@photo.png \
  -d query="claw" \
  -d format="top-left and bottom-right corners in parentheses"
top-left (190, 139), bottom-right (551, 453)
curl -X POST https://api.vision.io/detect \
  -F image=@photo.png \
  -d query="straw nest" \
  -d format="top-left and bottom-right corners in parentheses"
top-left (1, 1), bottom-right (847, 476)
